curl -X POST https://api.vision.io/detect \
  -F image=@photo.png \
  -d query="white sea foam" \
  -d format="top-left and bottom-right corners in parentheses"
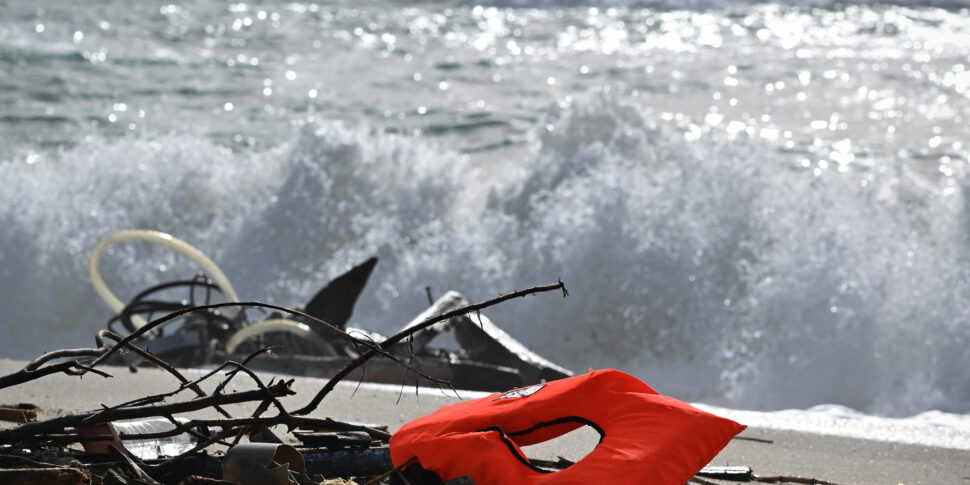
top-left (2, 91), bottom-right (970, 421)
top-left (696, 403), bottom-right (970, 450)
top-left (470, 0), bottom-right (970, 8)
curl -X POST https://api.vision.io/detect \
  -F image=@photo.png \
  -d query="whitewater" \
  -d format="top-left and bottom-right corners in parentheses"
top-left (2, 0), bottom-right (970, 449)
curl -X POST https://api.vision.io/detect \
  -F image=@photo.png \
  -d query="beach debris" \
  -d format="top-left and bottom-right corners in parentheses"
top-left (687, 468), bottom-right (847, 485)
top-left (82, 419), bottom-right (207, 460)
top-left (0, 238), bottom-right (847, 485)
top-left (222, 443), bottom-right (307, 485)
top-left (696, 466), bottom-right (754, 480)
top-left (77, 422), bottom-right (124, 455)
top-left (0, 404), bottom-right (38, 423)
top-left (0, 281), bottom-right (568, 484)
top-left (238, 290), bottom-right (571, 392)
top-left (77, 419), bottom-right (206, 459)
top-left (302, 257), bottom-right (378, 330)
top-left (391, 291), bottom-right (572, 385)
top-left (88, 230), bottom-right (571, 392)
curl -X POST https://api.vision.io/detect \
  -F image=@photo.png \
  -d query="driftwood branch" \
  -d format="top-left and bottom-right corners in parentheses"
top-left (24, 348), bottom-right (104, 371)
top-left (77, 298), bottom-right (503, 409)
top-left (81, 300), bottom-right (437, 394)
top-left (0, 380), bottom-right (293, 445)
top-left (0, 359), bottom-right (112, 390)
top-left (118, 415), bottom-right (391, 442)
top-left (83, 355), bottom-right (277, 425)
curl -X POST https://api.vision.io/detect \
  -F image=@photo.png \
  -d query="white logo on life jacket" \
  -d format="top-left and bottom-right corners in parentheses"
top-left (495, 384), bottom-right (545, 400)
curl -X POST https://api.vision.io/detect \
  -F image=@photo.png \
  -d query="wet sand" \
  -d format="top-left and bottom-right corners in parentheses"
top-left (1, 359), bottom-right (967, 484)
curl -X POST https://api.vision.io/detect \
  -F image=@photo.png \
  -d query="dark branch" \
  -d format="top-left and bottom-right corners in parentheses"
top-left (0, 381), bottom-right (293, 446)
top-left (293, 281), bottom-right (567, 415)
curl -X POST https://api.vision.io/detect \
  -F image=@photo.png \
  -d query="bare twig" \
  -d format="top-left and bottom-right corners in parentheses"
top-left (96, 330), bottom-right (232, 419)
top-left (213, 347), bottom-right (278, 395)
top-left (0, 359), bottom-right (113, 390)
top-left (119, 416), bottom-right (390, 442)
top-left (0, 381), bottom-right (293, 445)
top-left (754, 475), bottom-right (844, 485)
top-left (82, 301), bottom-right (351, 372)
top-left (81, 298), bottom-right (469, 405)
top-left (24, 348), bottom-right (103, 371)
top-left (293, 281), bottom-right (568, 416)
top-left (83, 354), bottom-right (278, 425)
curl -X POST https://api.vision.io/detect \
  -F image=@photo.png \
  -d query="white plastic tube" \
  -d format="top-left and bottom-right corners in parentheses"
top-left (90, 230), bottom-right (337, 355)
top-left (225, 319), bottom-right (337, 356)
top-left (89, 230), bottom-right (241, 329)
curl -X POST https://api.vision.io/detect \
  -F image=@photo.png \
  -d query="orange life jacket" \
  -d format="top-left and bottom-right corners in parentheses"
top-left (390, 369), bottom-right (745, 485)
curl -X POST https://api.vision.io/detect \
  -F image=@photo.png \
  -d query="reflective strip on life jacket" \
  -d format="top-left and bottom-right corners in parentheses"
top-left (390, 368), bottom-right (745, 485)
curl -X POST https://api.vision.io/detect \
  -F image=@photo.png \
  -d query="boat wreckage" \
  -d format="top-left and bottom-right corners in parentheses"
top-left (89, 230), bottom-right (572, 391)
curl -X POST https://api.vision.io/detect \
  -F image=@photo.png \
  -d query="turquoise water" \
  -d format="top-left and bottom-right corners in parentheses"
top-left (3, 0), bottom-right (970, 419)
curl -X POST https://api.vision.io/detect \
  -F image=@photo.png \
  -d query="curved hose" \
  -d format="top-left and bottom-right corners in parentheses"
top-left (225, 319), bottom-right (338, 356)
top-left (91, 230), bottom-right (339, 356)
top-left (89, 230), bottom-right (241, 330)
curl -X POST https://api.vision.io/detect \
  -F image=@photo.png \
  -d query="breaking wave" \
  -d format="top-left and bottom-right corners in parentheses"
top-left (2, 89), bottom-right (969, 417)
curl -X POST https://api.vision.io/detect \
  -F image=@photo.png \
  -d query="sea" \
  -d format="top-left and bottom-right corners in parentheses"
top-left (2, 0), bottom-right (970, 450)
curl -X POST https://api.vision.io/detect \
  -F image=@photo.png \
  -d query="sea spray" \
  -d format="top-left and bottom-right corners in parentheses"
top-left (0, 70), bottom-right (970, 415)
top-left (4, 89), bottom-right (969, 416)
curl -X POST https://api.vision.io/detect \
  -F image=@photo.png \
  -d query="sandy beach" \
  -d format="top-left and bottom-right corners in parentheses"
top-left (1, 358), bottom-right (967, 485)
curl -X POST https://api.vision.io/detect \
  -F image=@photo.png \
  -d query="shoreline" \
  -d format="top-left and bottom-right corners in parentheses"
top-left (1, 359), bottom-right (968, 484)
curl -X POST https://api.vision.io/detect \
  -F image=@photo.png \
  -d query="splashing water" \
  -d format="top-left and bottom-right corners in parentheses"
top-left (3, 1), bottom-right (970, 422)
top-left (3, 90), bottom-right (970, 418)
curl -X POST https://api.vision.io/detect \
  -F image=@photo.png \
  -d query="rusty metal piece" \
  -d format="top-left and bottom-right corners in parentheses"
top-left (0, 404), bottom-right (39, 423)
top-left (77, 422), bottom-right (123, 455)
top-left (222, 443), bottom-right (306, 485)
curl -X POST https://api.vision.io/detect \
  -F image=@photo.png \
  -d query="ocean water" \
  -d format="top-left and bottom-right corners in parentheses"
top-left (3, 0), bottom-right (970, 447)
